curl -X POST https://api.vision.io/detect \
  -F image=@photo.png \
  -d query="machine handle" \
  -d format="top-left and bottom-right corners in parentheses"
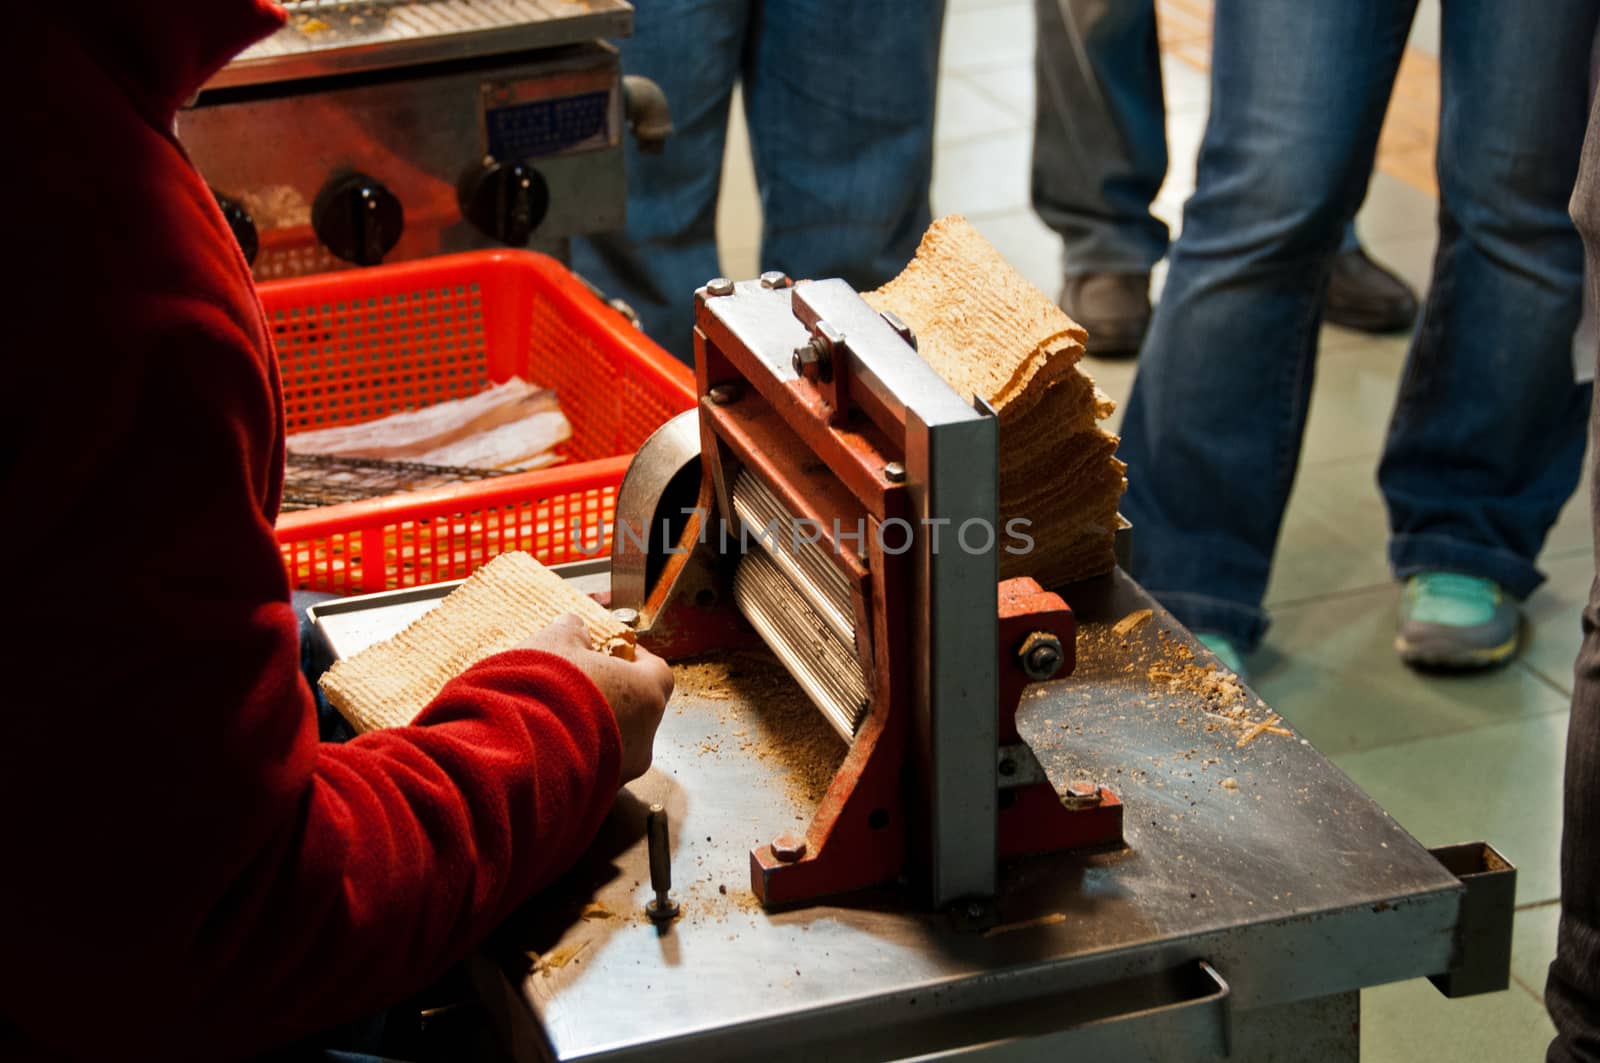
top-left (623, 76), bottom-right (674, 153)
top-left (894, 961), bottom-right (1231, 1062)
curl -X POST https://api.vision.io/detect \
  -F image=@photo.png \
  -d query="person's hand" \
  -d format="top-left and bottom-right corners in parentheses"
top-left (515, 614), bottom-right (672, 783)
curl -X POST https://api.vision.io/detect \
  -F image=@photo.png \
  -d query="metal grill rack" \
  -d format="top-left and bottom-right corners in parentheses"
top-left (211, 0), bottom-right (633, 89)
top-left (281, 452), bottom-right (515, 511)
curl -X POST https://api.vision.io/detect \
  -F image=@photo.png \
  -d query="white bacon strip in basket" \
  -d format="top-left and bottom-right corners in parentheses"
top-left (287, 377), bottom-right (570, 470)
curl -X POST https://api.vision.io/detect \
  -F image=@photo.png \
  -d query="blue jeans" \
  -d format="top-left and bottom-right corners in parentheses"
top-left (572, 0), bottom-right (946, 363)
top-left (1119, 0), bottom-right (1597, 651)
top-left (1030, 0), bottom-right (1359, 278)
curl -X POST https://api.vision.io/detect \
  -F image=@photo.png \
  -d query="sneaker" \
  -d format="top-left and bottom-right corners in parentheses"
top-left (1395, 572), bottom-right (1521, 669)
top-left (1196, 632), bottom-right (1248, 681)
top-left (1324, 247), bottom-right (1419, 334)
top-left (1059, 272), bottom-right (1151, 359)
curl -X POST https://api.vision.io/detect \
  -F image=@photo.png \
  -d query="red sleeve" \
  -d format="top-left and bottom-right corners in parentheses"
top-left (0, 306), bottom-right (622, 1061)
top-left (0, 78), bottom-right (622, 1055)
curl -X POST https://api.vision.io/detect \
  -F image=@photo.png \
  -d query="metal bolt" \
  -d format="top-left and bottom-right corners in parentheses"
top-left (771, 832), bottom-right (808, 863)
top-left (883, 461), bottom-right (907, 484)
top-left (791, 320), bottom-right (842, 384)
top-left (792, 343), bottom-right (819, 381)
top-left (707, 384), bottom-right (740, 406)
top-left (966, 901), bottom-right (986, 920)
top-left (998, 756), bottom-right (1017, 777)
top-left (610, 607), bottom-right (640, 628)
top-left (1019, 631), bottom-right (1065, 681)
top-left (879, 309), bottom-right (917, 350)
top-left (1062, 780), bottom-right (1102, 811)
top-left (704, 277), bottom-right (735, 297)
top-left (645, 803), bottom-right (680, 922)
top-left (759, 270), bottom-right (793, 289)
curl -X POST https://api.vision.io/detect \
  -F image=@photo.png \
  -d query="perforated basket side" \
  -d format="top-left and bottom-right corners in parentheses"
top-left (276, 457), bottom-right (629, 592)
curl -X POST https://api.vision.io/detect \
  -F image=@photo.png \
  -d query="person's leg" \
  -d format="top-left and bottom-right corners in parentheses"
top-left (1030, 0), bottom-right (1167, 357)
top-left (569, 0), bottom-right (750, 363)
top-left (1119, 0), bottom-right (1414, 651)
top-left (1545, 85), bottom-right (1600, 1063)
top-left (1031, 0), bottom-right (1169, 276)
top-left (1379, 0), bottom-right (1598, 616)
top-left (1548, 450), bottom-right (1600, 1063)
top-left (739, 0), bottom-right (945, 293)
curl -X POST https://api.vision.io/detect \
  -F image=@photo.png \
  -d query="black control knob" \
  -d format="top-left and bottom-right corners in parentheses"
top-left (313, 173), bottom-right (403, 266)
top-left (212, 191), bottom-right (259, 266)
top-left (459, 160), bottom-right (549, 247)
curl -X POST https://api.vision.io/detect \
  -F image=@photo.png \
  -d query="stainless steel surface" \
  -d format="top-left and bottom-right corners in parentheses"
top-left (182, 43), bottom-right (625, 279)
top-left (466, 570), bottom-right (1465, 1062)
top-left (905, 399), bottom-right (1000, 907)
top-left (308, 556), bottom-right (610, 659)
top-left (215, 0), bottom-right (634, 89)
top-left (608, 411), bottom-right (702, 613)
top-left (732, 549), bottom-right (869, 741)
top-left (895, 960), bottom-right (1232, 1062)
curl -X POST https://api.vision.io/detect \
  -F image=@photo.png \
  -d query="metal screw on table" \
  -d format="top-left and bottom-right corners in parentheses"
top-left (771, 832), bottom-right (808, 863)
top-left (883, 461), bottom-right (907, 484)
top-left (704, 277), bottom-right (735, 297)
top-left (1018, 631), bottom-right (1065, 681)
top-left (707, 384), bottom-right (740, 406)
top-left (645, 804), bottom-right (679, 923)
top-left (610, 607), bottom-right (640, 628)
top-left (759, 270), bottom-right (793, 289)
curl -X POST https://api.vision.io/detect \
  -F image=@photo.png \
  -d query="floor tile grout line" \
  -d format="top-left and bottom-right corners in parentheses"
top-left (1511, 973), bottom-right (1550, 1007)
top-left (1515, 897), bottom-right (1562, 912)
top-left (1517, 661), bottom-right (1577, 702)
top-left (1318, 703), bottom-right (1571, 763)
top-left (1263, 580), bottom-right (1400, 612)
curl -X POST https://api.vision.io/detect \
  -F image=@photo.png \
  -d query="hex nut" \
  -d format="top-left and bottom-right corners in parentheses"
top-left (1019, 631), bottom-right (1065, 681)
top-left (771, 832), bottom-right (808, 863)
top-left (704, 277), bottom-right (735, 297)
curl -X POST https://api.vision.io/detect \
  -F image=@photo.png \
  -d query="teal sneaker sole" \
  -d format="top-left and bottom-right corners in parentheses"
top-left (1394, 628), bottom-right (1520, 670)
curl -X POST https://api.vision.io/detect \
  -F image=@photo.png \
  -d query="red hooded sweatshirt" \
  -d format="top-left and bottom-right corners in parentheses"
top-left (2, 5), bottom-right (621, 1059)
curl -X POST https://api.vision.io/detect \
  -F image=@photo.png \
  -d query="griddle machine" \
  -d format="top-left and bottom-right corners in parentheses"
top-left (313, 276), bottom-right (1518, 1061)
top-left (179, 0), bottom-right (668, 280)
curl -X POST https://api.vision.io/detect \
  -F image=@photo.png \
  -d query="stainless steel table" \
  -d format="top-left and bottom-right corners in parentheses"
top-left (315, 567), bottom-right (1509, 1062)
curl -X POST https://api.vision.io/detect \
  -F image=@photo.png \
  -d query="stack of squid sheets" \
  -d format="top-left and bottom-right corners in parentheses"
top-left (867, 215), bottom-right (1127, 587)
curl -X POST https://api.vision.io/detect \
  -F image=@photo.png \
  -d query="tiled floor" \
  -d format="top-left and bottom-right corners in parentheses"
top-left (714, 1), bottom-right (1586, 1058)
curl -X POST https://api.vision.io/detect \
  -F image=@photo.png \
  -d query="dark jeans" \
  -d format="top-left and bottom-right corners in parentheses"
top-left (1118, 0), bottom-right (1597, 651)
top-left (1029, 0), bottom-right (1358, 277)
top-left (1549, 91), bottom-right (1600, 1063)
top-left (571, 0), bottom-right (946, 363)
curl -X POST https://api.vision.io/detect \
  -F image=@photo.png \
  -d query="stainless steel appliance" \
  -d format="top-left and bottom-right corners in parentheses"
top-left (178, 0), bottom-right (666, 280)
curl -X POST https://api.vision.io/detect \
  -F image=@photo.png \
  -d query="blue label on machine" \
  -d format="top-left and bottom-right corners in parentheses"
top-left (485, 91), bottom-right (610, 160)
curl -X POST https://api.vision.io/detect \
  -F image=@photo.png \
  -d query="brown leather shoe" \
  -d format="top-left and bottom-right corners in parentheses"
top-left (1325, 248), bottom-right (1419, 334)
top-left (1059, 272), bottom-right (1151, 359)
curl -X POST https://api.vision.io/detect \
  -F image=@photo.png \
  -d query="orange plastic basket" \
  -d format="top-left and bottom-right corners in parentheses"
top-left (261, 250), bottom-right (694, 594)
